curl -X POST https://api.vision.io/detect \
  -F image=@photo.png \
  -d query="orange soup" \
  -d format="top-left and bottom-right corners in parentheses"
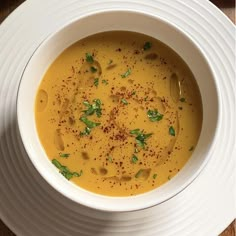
top-left (35, 31), bottom-right (202, 196)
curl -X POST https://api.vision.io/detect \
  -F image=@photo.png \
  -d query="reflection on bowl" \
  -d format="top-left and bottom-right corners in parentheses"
top-left (17, 10), bottom-right (219, 212)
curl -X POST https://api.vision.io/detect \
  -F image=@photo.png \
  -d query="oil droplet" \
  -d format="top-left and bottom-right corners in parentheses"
top-left (54, 129), bottom-right (64, 151)
top-left (36, 89), bottom-right (48, 112)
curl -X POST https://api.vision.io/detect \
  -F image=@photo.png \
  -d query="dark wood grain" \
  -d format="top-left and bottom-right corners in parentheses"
top-left (0, 0), bottom-right (235, 235)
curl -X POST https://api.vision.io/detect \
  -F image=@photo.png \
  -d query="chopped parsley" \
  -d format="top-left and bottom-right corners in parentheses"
top-left (144, 96), bottom-right (148, 101)
top-left (121, 68), bottom-right (131, 78)
top-left (130, 129), bottom-right (153, 149)
top-left (179, 97), bottom-right (186, 102)
top-left (189, 146), bottom-right (194, 151)
top-left (108, 156), bottom-right (113, 163)
top-left (52, 159), bottom-right (82, 180)
top-left (143, 41), bottom-right (152, 51)
top-left (94, 78), bottom-right (99, 87)
top-left (131, 154), bottom-right (138, 164)
top-left (169, 126), bottom-right (175, 136)
top-left (80, 117), bottom-right (101, 129)
top-left (153, 174), bottom-right (157, 179)
top-left (121, 98), bottom-right (128, 105)
top-left (90, 66), bottom-right (97, 73)
top-left (102, 79), bottom-right (108, 85)
top-left (80, 127), bottom-right (91, 136)
top-left (85, 53), bottom-right (94, 63)
top-left (131, 91), bottom-right (136, 96)
top-left (130, 129), bottom-right (142, 135)
top-left (59, 153), bottom-right (70, 158)
top-left (82, 99), bottom-right (102, 117)
top-left (147, 109), bottom-right (163, 122)
top-left (168, 175), bottom-right (172, 180)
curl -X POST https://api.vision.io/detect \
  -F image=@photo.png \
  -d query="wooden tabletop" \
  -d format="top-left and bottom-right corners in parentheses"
top-left (0, 0), bottom-right (235, 235)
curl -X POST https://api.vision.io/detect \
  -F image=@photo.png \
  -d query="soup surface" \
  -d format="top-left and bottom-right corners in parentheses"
top-left (35, 31), bottom-right (202, 196)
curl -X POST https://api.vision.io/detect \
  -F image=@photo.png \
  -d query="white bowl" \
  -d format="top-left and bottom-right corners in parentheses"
top-left (17, 10), bottom-right (219, 212)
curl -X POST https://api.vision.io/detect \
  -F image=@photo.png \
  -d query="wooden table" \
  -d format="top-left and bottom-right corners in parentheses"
top-left (0, 0), bottom-right (235, 235)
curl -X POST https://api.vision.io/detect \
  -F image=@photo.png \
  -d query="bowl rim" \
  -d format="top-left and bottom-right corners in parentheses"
top-left (16, 9), bottom-right (220, 212)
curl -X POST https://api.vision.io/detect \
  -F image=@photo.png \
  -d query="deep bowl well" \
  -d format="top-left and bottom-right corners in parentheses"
top-left (17, 10), bottom-right (219, 212)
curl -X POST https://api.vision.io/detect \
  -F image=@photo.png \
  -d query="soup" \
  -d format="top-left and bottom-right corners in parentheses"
top-left (35, 31), bottom-right (202, 196)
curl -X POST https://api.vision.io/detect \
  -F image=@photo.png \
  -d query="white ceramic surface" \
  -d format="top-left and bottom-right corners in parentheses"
top-left (0, 0), bottom-right (235, 235)
top-left (17, 10), bottom-right (218, 212)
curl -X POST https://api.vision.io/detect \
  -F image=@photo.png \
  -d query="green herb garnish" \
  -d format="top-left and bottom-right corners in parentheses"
top-left (143, 41), bottom-right (152, 51)
top-left (85, 53), bottom-right (94, 63)
top-left (144, 96), bottom-right (148, 101)
top-left (80, 127), bottom-right (91, 136)
top-left (74, 170), bottom-right (83, 177)
top-left (168, 175), bottom-right (172, 180)
top-left (130, 129), bottom-right (153, 149)
top-left (80, 117), bottom-right (101, 129)
top-left (102, 79), bottom-right (108, 85)
top-left (153, 174), bottom-right (157, 179)
top-left (94, 78), bottom-right (99, 87)
top-left (131, 91), bottom-right (136, 96)
top-left (59, 153), bottom-right (70, 158)
top-left (52, 159), bottom-right (82, 180)
top-left (147, 109), bottom-right (163, 122)
top-left (169, 126), bottom-right (175, 136)
top-left (135, 169), bottom-right (143, 178)
top-left (82, 99), bottom-right (102, 117)
top-left (179, 97), bottom-right (186, 102)
top-left (189, 146), bottom-right (194, 151)
top-left (132, 154), bottom-right (138, 164)
top-left (121, 98), bottom-right (128, 105)
top-left (130, 129), bottom-right (142, 135)
top-left (134, 148), bottom-right (139, 153)
top-left (121, 68), bottom-right (131, 78)
top-left (90, 66), bottom-right (97, 73)
top-left (108, 156), bottom-right (113, 163)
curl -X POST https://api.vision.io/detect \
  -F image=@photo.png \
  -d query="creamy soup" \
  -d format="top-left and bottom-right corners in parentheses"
top-left (35, 31), bottom-right (202, 196)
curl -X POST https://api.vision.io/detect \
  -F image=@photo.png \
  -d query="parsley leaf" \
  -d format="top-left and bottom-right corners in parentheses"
top-left (147, 109), bottom-right (163, 122)
top-left (85, 53), bottom-right (94, 63)
top-left (82, 99), bottom-right (102, 117)
top-left (121, 68), bottom-right (131, 78)
top-left (130, 129), bottom-right (142, 135)
top-left (132, 154), bottom-right (138, 164)
top-left (130, 129), bottom-right (153, 149)
top-left (179, 97), bottom-right (186, 102)
top-left (153, 174), bottom-right (157, 179)
top-left (52, 159), bottom-right (82, 180)
top-left (169, 126), bottom-right (175, 136)
top-left (121, 98), bottom-right (128, 105)
top-left (143, 41), bottom-right (152, 51)
top-left (59, 153), bottom-right (70, 158)
top-left (90, 66), bottom-right (97, 73)
top-left (102, 79), bottom-right (108, 85)
top-left (80, 117), bottom-right (101, 129)
top-left (94, 78), bottom-right (99, 87)
top-left (80, 127), bottom-right (91, 136)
